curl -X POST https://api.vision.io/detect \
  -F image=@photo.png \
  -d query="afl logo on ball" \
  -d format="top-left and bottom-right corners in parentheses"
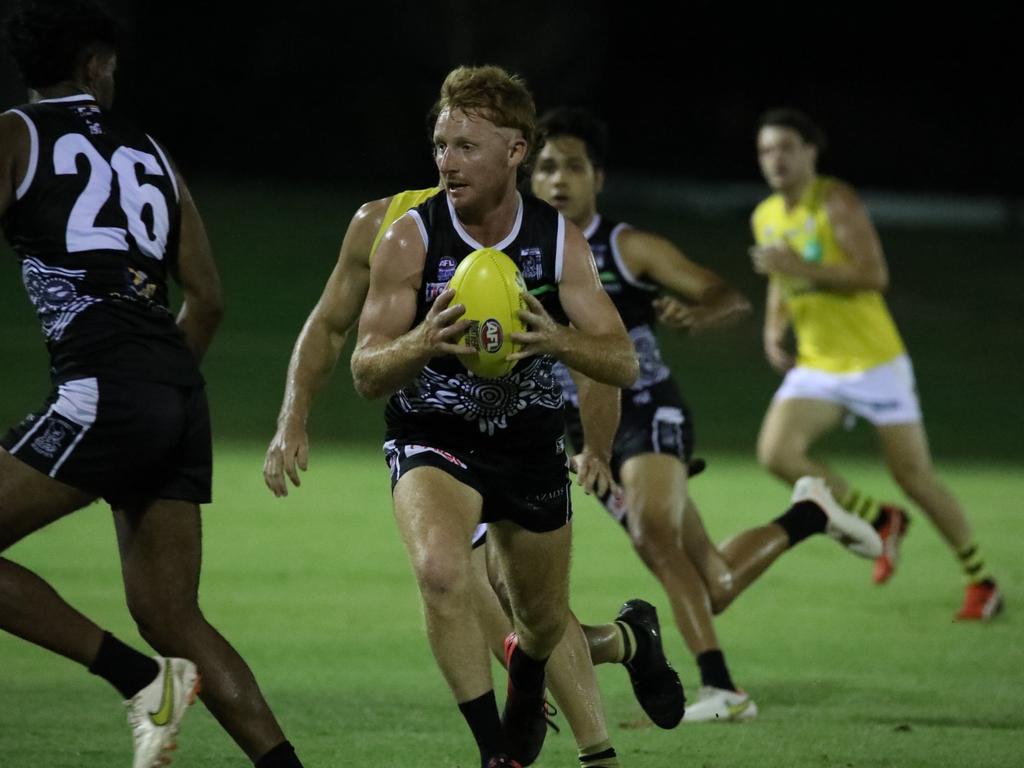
top-left (481, 319), bottom-right (503, 353)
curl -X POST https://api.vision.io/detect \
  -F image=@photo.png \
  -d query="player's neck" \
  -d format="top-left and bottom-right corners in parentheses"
top-left (573, 207), bottom-right (599, 233)
top-left (781, 173), bottom-right (817, 210)
top-left (454, 186), bottom-right (521, 247)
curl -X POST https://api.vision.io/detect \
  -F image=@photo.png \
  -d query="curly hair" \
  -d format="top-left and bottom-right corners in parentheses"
top-left (434, 65), bottom-right (537, 164)
top-left (3, 0), bottom-right (123, 88)
top-left (537, 106), bottom-right (610, 170)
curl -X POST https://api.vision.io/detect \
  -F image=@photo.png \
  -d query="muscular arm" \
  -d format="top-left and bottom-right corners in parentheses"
top-left (173, 173), bottom-right (223, 362)
top-left (618, 228), bottom-right (751, 331)
top-left (274, 199), bottom-right (384, 429)
top-left (512, 224), bottom-right (637, 387)
top-left (350, 215), bottom-right (471, 399)
top-left (263, 199), bottom-right (385, 495)
top-left (750, 183), bottom-right (889, 293)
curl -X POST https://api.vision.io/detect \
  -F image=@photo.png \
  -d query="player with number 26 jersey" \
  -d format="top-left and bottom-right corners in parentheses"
top-left (2, 94), bottom-right (199, 386)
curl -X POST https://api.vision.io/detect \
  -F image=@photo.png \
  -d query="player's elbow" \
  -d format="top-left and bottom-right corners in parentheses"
top-left (350, 355), bottom-right (384, 399)
top-left (613, 351), bottom-right (640, 389)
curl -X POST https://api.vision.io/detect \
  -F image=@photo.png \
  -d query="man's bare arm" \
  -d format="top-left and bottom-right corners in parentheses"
top-left (174, 173), bottom-right (223, 362)
top-left (750, 183), bottom-right (888, 293)
top-left (350, 215), bottom-right (473, 399)
top-left (619, 228), bottom-right (751, 332)
top-left (264, 198), bottom-right (386, 496)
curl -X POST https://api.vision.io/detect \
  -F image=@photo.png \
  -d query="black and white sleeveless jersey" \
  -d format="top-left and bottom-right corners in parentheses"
top-left (1, 94), bottom-right (200, 386)
top-left (556, 214), bottom-right (669, 407)
top-left (385, 192), bottom-right (569, 452)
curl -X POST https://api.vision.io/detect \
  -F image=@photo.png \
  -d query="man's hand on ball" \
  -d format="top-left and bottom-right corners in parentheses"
top-left (508, 291), bottom-right (567, 361)
top-left (418, 288), bottom-right (475, 356)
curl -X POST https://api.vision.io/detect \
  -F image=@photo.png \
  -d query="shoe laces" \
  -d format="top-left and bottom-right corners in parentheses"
top-left (543, 700), bottom-right (560, 734)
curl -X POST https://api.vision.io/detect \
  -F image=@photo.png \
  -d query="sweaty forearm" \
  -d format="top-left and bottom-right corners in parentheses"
top-left (556, 329), bottom-right (638, 389)
top-left (351, 328), bottom-right (431, 399)
top-left (574, 376), bottom-right (620, 459)
top-left (278, 316), bottom-right (348, 426)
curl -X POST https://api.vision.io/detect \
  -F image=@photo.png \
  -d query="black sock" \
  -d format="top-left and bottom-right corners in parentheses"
top-left (255, 741), bottom-right (303, 768)
top-left (508, 644), bottom-right (547, 696)
top-left (87, 632), bottom-right (160, 699)
top-left (696, 649), bottom-right (736, 691)
top-left (458, 690), bottom-right (506, 764)
top-left (772, 500), bottom-right (827, 546)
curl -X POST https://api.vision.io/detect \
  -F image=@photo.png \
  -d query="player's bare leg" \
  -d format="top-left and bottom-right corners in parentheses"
top-left (393, 468), bottom-right (491, 698)
top-left (115, 499), bottom-right (300, 765)
top-left (0, 449), bottom-right (103, 661)
top-left (392, 467), bottom-right (507, 764)
top-left (757, 398), bottom-right (848, 493)
top-left (876, 423), bottom-right (969, 549)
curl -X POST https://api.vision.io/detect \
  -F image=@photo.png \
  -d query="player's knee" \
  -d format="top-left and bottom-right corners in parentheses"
top-left (757, 438), bottom-right (796, 479)
top-left (413, 553), bottom-right (468, 606)
top-left (515, 603), bottom-right (567, 654)
top-left (126, 590), bottom-right (202, 650)
top-left (629, 504), bottom-right (681, 558)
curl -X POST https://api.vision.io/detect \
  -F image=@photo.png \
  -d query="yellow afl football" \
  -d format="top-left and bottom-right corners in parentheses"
top-left (447, 248), bottom-right (527, 378)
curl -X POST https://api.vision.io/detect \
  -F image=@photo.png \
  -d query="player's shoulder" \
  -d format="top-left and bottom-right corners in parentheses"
top-left (820, 177), bottom-right (865, 216)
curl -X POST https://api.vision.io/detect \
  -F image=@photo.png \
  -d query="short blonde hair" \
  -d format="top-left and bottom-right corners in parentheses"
top-left (435, 65), bottom-right (537, 163)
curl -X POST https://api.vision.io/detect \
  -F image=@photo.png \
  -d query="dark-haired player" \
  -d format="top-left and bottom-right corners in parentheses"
top-left (750, 108), bottom-right (1001, 619)
top-left (0, 2), bottom-right (303, 766)
top-left (532, 106), bottom-right (883, 722)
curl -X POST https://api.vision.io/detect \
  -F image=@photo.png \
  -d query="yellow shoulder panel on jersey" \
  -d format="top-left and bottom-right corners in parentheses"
top-left (369, 186), bottom-right (442, 265)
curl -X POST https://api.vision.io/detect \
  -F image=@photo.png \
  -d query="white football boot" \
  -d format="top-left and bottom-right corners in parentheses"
top-left (124, 657), bottom-right (201, 768)
top-left (792, 476), bottom-right (883, 559)
top-left (683, 686), bottom-right (758, 723)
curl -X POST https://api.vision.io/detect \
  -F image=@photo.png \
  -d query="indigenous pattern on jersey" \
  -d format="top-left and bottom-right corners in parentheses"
top-left (751, 176), bottom-right (905, 373)
top-left (385, 192), bottom-right (567, 450)
top-left (1, 94), bottom-right (199, 385)
top-left (369, 186), bottom-right (441, 264)
top-left (555, 214), bottom-right (669, 406)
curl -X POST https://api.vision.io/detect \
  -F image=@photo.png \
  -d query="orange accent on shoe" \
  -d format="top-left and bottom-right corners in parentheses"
top-left (956, 579), bottom-right (1003, 621)
top-left (873, 505), bottom-right (910, 585)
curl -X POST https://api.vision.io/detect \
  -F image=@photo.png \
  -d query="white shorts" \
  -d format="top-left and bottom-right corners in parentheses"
top-left (773, 355), bottom-right (922, 425)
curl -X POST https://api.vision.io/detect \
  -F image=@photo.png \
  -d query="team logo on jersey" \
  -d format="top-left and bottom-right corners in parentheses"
top-left (480, 319), bottom-right (503, 353)
top-left (30, 415), bottom-right (79, 459)
top-left (74, 105), bottom-right (104, 135)
top-left (519, 248), bottom-right (543, 280)
top-left (425, 282), bottom-right (448, 301)
top-left (437, 257), bottom-right (457, 281)
top-left (127, 268), bottom-right (158, 300)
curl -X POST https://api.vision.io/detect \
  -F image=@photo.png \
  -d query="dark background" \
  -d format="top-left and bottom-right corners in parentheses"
top-left (1, 1), bottom-right (1021, 460)
top-left (1, 1), bottom-right (1021, 196)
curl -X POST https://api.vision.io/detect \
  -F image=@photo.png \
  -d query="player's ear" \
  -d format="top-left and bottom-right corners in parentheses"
top-left (595, 168), bottom-right (605, 194)
top-left (508, 134), bottom-right (528, 167)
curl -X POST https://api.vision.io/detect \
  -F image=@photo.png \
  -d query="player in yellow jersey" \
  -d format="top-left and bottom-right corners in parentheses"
top-left (749, 108), bottom-right (1002, 620)
top-left (262, 176), bottom-right (680, 765)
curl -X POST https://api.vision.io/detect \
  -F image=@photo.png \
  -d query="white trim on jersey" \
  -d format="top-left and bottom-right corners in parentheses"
top-left (581, 213), bottom-right (602, 240)
top-left (609, 221), bottom-right (658, 291)
top-left (34, 94), bottom-right (97, 105)
top-left (147, 135), bottom-right (179, 203)
top-left (9, 404), bottom-right (56, 455)
top-left (446, 191), bottom-right (524, 253)
top-left (555, 213), bottom-right (567, 283)
top-left (406, 209), bottom-right (430, 251)
top-left (7, 109), bottom-right (39, 201)
top-left (49, 378), bottom-right (100, 476)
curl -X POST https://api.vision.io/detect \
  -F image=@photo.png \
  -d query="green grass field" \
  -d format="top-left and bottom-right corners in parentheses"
top-left (2, 445), bottom-right (1021, 767)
